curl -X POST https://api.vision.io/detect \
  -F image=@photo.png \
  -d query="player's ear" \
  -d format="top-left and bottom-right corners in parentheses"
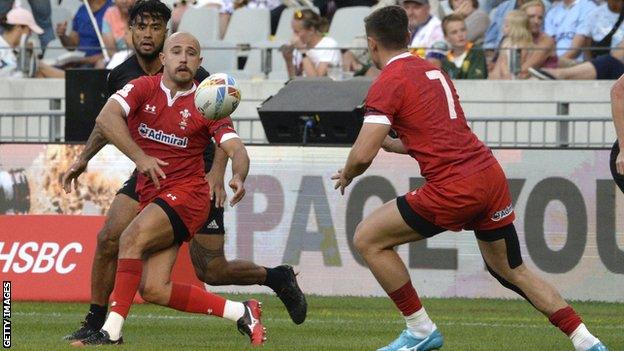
top-left (159, 51), bottom-right (165, 65)
top-left (367, 36), bottom-right (376, 53)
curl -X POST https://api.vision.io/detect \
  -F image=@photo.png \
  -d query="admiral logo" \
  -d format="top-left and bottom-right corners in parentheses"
top-left (491, 204), bottom-right (513, 222)
top-left (138, 123), bottom-right (188, 148)
top-left (144, 104), bottom-right (156, 114)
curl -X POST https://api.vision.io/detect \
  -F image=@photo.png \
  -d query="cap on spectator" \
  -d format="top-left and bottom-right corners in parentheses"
top-left (6, 7), bottom-right (43, 35)
top-left (400, 0), bottom-right (429, 5)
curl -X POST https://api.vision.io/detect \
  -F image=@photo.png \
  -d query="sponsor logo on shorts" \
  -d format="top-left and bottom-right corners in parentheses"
top-left (138, 123), bottom-right (188, 148)
top-left (205, 220), bottom-right (219, 229)
top-left (491, 204), bottom-right (513, 222)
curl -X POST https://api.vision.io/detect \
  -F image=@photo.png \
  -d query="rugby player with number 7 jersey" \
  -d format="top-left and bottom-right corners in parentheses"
top-left (332, 6), bottom-right (609, 351)
top-left (71, 32), bottom-right (265, 347)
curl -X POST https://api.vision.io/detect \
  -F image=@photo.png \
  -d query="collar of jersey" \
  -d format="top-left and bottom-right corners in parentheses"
top-left (386, 52), bottom-right (413, 67)
top-left (160, 78), bottom-right (197, 107)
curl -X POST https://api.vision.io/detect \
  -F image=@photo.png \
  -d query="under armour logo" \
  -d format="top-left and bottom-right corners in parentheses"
top-left (167, 193), bottom-right (177, 201)
top-left (144, 104), bottom-right (156, 114)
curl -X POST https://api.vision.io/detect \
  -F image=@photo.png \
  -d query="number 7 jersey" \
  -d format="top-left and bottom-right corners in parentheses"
top-left (364, 52), bottom-right (497, 186)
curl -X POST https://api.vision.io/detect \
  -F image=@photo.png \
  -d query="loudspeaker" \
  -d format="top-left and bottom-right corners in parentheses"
top-left (257, 77), bottom-right (373, 144)
top-left (65, 69), bottom-right (110, 142)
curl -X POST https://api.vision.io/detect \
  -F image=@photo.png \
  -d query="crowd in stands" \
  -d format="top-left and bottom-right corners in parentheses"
top-left (1, 0), bottom-right (624, 80)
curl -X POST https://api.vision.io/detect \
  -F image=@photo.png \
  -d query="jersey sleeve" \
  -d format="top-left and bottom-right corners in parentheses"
top-left (363, 74), bottom-right (403, 125)
top-left (109, 76), bottom-right (151, 118)
top-left (208, 117), bottom-right (239, 145)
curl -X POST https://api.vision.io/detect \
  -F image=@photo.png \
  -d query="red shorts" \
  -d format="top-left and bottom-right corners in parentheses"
top-left (401, 162), bottom-right (515, 233)
top-left (139, 179), bottom-right (211, 242)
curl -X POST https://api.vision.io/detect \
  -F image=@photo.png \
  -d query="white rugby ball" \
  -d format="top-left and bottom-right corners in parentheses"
top-left (194, 73), bottom-right (241, 120)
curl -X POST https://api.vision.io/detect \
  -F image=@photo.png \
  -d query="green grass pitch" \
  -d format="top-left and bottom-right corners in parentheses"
top-left (11, 294), bottom-right (624, 350)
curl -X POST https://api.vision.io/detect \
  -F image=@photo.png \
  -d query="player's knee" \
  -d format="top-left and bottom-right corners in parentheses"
top-left (353, 222), bottom-right (374, 255)
top-left (96, 225), bottom-right (121, 258)
top-left (139, 283), bottom-right (168, 305)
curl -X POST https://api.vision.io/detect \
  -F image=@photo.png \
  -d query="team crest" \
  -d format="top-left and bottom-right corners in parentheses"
top-left (179, 108), bottom-right (191, 130)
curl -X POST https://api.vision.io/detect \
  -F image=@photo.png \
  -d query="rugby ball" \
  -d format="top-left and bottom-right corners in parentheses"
top-left (194, 73), bottom-right (241, 120)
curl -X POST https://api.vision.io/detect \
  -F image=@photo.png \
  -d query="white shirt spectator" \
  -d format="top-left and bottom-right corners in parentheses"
top-left (410, 15), bottom-right (444, 49)
top-left (0, 35), bottom-right (22, 78)
top-left (544, 0), bottom-right (598, 58)
top-left (578, 3), bottom-right (624, 49)
top-left (292, 36), bottom-right (342, 75)
top-left (222, 0), bottom-right (281, 14)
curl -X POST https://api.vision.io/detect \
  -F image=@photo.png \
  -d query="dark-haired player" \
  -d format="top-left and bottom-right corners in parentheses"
top-left (332, 6), bottom-right (608, 351)
top-left (62, 0), bottom-right (305, 342)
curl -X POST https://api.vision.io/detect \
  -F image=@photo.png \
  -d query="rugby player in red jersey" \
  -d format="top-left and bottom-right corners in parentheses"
top-left (71, 32), bottom-right (264, 346)
top-left (332, 6), bottom-right (608, 351)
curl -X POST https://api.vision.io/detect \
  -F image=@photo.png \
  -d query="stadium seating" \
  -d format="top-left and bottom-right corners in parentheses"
top-left (51, 6), bottom-right (73, 31)
top-left (223, 7), bottom-right (271, 45)
top-left (273, 7), bottom-right (295, 44)
top-left (201, 40), bottom-right (238, 73)
top-left (327, 6), bottom-right (371, 48)
top-left (177, 7), bottom-right (220, 42)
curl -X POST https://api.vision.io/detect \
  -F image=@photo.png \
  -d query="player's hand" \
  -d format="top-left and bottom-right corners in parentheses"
top-left (617, 150), bottom-right (624, 175)
top-left (61, 158), bottom-right (87, 194)
top-left (331, 168), bottom-right (352, 195)
top-left (228, 174), bottom-right (246, 206)
top-left (135, 154), bottom-right (168, 189)
top-left (205, 172), bottom-right (227, 208)
top-left (55, 21), bottom-right (67, 38)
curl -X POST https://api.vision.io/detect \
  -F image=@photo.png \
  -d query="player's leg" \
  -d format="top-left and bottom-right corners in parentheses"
top-left (70, 203), bottom-right (176, 346)
top-left (476, 224), bottom-right (608, 351)
top-left (138, 244), bottom-right (266, 345)
top-left (63, 192), bottom-right (138, 341)
top-left (190, 205), bottom-right (307, 324)
top-left (354, 198), bottom-right (444, 351)
top-left (609, 141), bottom-right (624, 194)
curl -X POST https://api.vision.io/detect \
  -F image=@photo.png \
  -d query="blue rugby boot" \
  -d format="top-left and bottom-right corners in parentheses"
top-left (377, 329), bottom-right (444, 351)
top-left (587, 342), bottom-right (608, 351)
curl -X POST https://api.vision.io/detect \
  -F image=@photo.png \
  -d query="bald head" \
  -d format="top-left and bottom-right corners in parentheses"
top-left (160, 31), bottom-right (202, 87)
top-left (164, 31), bottom-right (201, 52)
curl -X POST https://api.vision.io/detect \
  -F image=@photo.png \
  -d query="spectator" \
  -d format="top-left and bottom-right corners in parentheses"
top-left (529, 38), bottom-right (624, 80)
top-left (0, 0), bottom-right (54, 51)
top-left (55, 0), bottom-right (113, 67)
top-left (102, 0), bottom-right (136, 58)
top-left (544, 0), bottom-right (597, 66)
top-left (489, 10), bottom-right (532, 79)
top-left (402, 0), bottom-right (444, 58)
top-left (448, 0), bottom-right (489, 43)
top-left (437, 14), bottom-right (488, 78)
top-left (576, 0), bottom-right (624, 60)
top-left (517, 0), bottom-right (555, 77)
top-left (281, 9), bottom-right (340, 78)
top-left (0, 7), bottom-right (63, 77)
top-left (222, 0), bottom-right (283, 35)
top-left (171, 0), bottom-right (228, 36)
top-left (483, 0), bottom-right (526, 51)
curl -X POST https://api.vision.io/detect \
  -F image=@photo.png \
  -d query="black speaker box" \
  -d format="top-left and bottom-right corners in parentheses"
top-left (65, 69), bottom-right (110, 142)
top-left (257, 77), bottom-right (373, 144)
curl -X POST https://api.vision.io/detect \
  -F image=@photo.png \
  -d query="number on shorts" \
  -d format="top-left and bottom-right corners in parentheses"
top-left (425, 70), bottom-right (457, 120)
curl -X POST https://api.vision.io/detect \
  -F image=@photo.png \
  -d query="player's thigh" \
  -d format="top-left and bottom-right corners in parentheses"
top-left (120, 203), bottom-right (175, 255)
top-left (355, 199), bottom-right (428, 251)
top-left (100, 193), bottom-right (139, 241)
top-left (476, 224), bottom-right (524, 277)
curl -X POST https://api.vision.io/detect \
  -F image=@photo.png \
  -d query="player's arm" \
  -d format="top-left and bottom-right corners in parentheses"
top-left (95, 100), bottom-right (168, 188)
top-left (61, 125), bottom-right (109, 193)
top-left (218, 138), bottom-right (249, 206)
top-left (611, 75), bottom-right (624, 175)
top-left (205, 146), bottom-right (229, 207)
top-left (381, 135), bottom-right (407, 154)
top-left (332, 123), bottom-right (390, 195)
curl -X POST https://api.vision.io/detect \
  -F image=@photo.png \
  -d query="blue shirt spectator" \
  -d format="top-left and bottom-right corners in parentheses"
top-left (578, 2), bottom-right (624, 49)
top-left (483, 0), bottom-right (517, 49)
top-left (544, 0), bottom-right (597, 59)
top-left (72, 0), bottom-right (113, 56)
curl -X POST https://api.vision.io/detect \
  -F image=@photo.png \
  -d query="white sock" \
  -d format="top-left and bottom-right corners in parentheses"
top-left (101, 312), bottom-right (125, 341)
top-left (222, 300), bottom-right (246, 322)
top-left (405, 308), bottom-right (436, 339)
top-left (570, 324), bottom-right (600, 351)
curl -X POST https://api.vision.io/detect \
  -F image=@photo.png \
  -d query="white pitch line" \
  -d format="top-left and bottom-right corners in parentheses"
top-left (12, 312), bottom-right (624, 330)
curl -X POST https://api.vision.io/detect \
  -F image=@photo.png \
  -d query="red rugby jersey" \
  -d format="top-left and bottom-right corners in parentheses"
top-left (110, 74), bottom-right (238, 201)
top-left (364, 52), bottom-right (496, 185)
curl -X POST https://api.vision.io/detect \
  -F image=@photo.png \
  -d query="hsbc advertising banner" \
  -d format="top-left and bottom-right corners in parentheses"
top-left (0, 145), bottom-right (622, 302)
